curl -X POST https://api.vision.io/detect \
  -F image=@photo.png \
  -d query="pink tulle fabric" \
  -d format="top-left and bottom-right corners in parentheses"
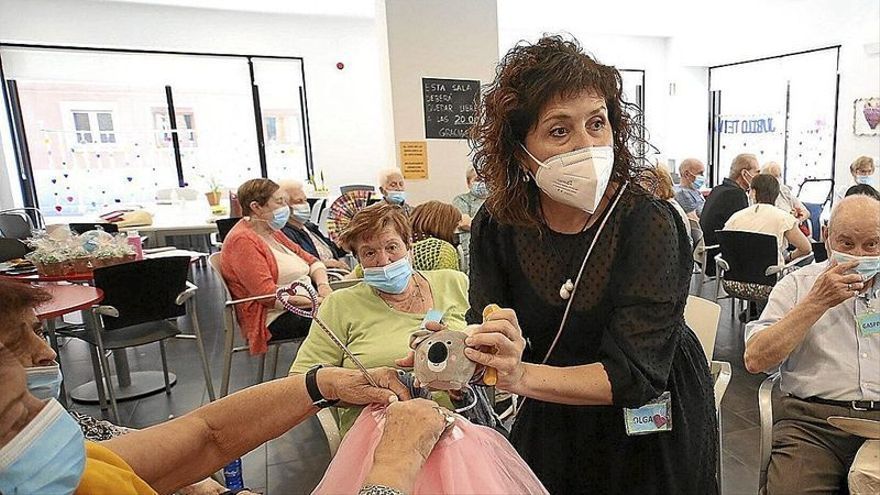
top-left (312, 404), bottom-right (548, 495)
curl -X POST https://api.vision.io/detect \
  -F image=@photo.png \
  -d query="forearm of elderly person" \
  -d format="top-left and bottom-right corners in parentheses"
top-left (104, 367), bottom-right (408, 495)
top-left (743, 298), bottom-right (828, 373)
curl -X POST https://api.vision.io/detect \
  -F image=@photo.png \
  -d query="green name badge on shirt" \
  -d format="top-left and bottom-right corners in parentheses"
top-left (857, 311), bottom-right (880, 337)
top-left (623, 391), bottom-right (673, 436)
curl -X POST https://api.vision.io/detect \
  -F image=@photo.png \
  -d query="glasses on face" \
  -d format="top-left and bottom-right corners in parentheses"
top-left (357, 241), bottom-right (405, 266)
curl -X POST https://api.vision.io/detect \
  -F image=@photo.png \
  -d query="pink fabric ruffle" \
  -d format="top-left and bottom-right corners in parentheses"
top-left (313, 404), bottom-right (548, 495)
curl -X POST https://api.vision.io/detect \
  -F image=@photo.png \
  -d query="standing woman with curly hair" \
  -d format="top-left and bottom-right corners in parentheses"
top-left (463, 35), bottom-right (717, 493)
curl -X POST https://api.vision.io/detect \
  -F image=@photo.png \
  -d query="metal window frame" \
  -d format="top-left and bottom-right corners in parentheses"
top-left (0, 42), bottom-right (314, 209)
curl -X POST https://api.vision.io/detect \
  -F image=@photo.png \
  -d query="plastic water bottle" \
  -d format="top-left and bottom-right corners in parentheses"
top-left (223, 458), bottom-right (244, 490)
top-left (126, 231), bottom-right (144, 260)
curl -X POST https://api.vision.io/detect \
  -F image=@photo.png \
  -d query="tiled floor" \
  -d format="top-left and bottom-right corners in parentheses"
top-left (59, 266), bottom-right (765, 494)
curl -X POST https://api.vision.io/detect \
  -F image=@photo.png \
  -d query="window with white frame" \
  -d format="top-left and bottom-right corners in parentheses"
top-left (152, 109), bottom-right (197, 147)
top-left (70, 109), bottom-right (116, 146)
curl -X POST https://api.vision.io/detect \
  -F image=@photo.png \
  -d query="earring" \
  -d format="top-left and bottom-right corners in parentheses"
top-left (559, 279), bottom-right (574, 300)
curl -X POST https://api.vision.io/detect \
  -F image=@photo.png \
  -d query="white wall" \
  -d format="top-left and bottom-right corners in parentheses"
top-left (383, 0), bottom-right (499, 204)
top-left (0, 0), bottom-right (395, 204)
top-left (497, 29), bottom-right (709, 170)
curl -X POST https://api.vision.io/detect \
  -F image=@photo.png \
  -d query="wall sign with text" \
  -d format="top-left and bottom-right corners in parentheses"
top-left (422, 77), bottom-right (480, 139)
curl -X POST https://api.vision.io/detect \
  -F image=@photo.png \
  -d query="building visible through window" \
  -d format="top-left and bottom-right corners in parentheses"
top-left (71, 110), bottom-right (116, 145)
top-left (153, 109), bottom-right (197, 147)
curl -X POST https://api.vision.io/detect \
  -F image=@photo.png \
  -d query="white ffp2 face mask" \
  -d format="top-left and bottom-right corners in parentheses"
top-left (520, 144), bottom-right (615, 213)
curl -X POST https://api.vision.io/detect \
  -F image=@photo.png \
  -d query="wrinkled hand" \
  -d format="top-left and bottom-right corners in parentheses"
top-left (324, 259), bottom-right (351, 271)
top-left (374, 398), bottom-right (448, 468)
top-left (805, 260), bottom-right (864, 311)
top-left (463, 308), bottom-right (526, 391)
top-left (317, 367), bottom-right (412, 406)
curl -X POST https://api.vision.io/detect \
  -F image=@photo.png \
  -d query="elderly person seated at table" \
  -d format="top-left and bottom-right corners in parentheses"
top-left (410, 201), bottom-right (463, 271)
top-left (643, 165), bottom-right (691, 232)
top-left (291, 203), bottom-right (470, 434)
top-left (0, 280), bottom-right (450, 495)
top-left (378, 167), bottom-right (414, 216)
top-left (724, 173), bottom-right (812, 264)
top-left (744, 194), bottom-right (880, 494)
top-left (761, 161), bottom-right (810, 222)
top-left (277, 179), bottom-right (350, 272)
top-left (221, 178), bottom-right (332, 355)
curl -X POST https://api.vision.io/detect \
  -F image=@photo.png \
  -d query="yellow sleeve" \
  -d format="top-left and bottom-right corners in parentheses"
top-left (76, 441), bottom-right (157, 495)
top-left (289, 292), bottom-right (347, 374)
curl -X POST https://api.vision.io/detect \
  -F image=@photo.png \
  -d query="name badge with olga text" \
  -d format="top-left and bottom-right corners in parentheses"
top-left (623, 391), bottom-right (673, 436)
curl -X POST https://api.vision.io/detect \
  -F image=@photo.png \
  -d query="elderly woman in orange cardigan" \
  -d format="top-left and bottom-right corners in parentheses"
top-left (221, 178), bottom-right (332, 355)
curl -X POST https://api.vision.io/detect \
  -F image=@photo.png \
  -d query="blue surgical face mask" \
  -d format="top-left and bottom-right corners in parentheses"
top-left (471, 181), bottom-right (488, 198)
top-left (0, 398), bottom-right (86, 495)
top-left (26, 363), bottom-right (63, 401)
top-left (268, 206), bottom-right (290, 230)
top-left (832, 251), bottom-right (880, 281)
top-left (855, 174), bottom-right (876, 186)
top-left (290, 204), bottom-right (312, 224)
top-left (386, 191), bottom-right (407, 205)
top-left (692, 174), bottom-right (706, 189)
top-left (363, 256), bottom-right (412, 294)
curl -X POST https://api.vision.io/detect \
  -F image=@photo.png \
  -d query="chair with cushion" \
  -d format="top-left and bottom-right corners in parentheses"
top-left (683, 295), bottom-right (731, 493)
top-left (0, 238), bottom-right (29, 262)
top-left (689, 219), bottom-right (719, 296)
top-left (59, 256), bottom-right (215, 422)
top-left (339, 184), bottom-right (375, 195)
top-left (207, 252), bottom-right (304, 397)
top-left (713, 230), bottom-right (813, 322)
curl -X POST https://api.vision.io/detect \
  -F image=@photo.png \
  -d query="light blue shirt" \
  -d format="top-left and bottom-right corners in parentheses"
top-left (674, 184), bottom-right (705, 216)
top-left (745, 261), bottom-right (880, 401)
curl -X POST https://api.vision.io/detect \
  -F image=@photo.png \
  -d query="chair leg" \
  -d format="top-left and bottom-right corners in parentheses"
top-left (97, 344), bottom-right (120, 423)
top-left (221, 310), bottom-right (235, 398)
top-left (88, 345), bottom-right (109, 412)
top-left (257, 353), bottom-right (266, 384)
top-left (159, 340), bottom-right (171, 394)
top-left (189, 301), bottom-right (216, 401)
top-left (269, 345), bottom-right (280, 380)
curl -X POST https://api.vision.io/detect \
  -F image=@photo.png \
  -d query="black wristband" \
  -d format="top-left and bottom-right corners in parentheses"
top-left (306, 364), bottom-right (339, 408)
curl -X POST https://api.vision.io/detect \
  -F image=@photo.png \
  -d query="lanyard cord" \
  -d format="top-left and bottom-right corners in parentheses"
top-left (540, 181), bottom-right (629, 365)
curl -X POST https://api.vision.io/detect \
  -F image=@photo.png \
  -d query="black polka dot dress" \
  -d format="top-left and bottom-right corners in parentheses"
top-left (467, 188), bottom-right (718, 494)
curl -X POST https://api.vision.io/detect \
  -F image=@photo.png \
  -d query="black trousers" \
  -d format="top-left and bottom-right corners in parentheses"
top-left (267, 312), bottom-right (311, 342)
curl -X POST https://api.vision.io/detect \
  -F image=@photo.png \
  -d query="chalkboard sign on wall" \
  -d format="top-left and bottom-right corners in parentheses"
top-left (422, 77), bottom-right (480, 139)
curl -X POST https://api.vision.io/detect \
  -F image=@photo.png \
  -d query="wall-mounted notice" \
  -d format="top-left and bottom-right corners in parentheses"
top-left (422, 77), bottom-right (479, 139)
top-left (400, 141), bottom-right (428, 179)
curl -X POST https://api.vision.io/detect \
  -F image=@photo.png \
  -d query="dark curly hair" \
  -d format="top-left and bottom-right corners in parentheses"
top-left (469, 34), bottom-right (648, 227)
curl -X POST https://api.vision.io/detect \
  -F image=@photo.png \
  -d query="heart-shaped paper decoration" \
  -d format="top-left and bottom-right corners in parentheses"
top-left (652, 414), bottom-right (668, 428)
top-left (126, 177), bottom-right (133, 182)
top-left (863, 106), bottom-right (880, 130)
top-left (67, 196), bottom-right (74, 203)
top-left (55, 205), bottom-right (63, 212)
top-left (50, 178), bottom-right (57, 184)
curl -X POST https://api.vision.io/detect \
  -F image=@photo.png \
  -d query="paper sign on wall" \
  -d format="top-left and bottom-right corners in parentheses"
top-left (400, 141), bottom-right (428, 179)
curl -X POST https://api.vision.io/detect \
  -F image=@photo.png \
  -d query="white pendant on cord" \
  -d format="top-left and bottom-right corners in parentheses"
top-left (559, 279), bottom-right (575, 300)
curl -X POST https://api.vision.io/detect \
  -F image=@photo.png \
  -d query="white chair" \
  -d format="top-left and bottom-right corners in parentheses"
top-left (309, 198), bottom-right (326, 225)
top-left (316, 408), bottom-right (342, 458)
top-left (318, 206), bottom-right (331, 237)
top-left (684, 295), bottom-right (731, 494)
top-left (207, 252), bottom-right (301, 396)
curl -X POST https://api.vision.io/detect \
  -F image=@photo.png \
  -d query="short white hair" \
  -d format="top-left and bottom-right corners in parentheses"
top-left (761, 162), bottom-right (782, 178)
top-left (378, 167), bottom-right (403, 187)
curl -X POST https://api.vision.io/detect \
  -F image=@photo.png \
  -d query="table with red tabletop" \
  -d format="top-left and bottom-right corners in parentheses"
top-left (35, 283), bottom-right (104, 407)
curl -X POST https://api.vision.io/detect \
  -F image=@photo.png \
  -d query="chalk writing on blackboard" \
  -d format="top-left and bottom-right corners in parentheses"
top-left (422, 77), bottom-right (480, 140)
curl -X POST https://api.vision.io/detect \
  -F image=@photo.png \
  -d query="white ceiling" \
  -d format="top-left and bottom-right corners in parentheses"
top-left (95, 0), bottom-right (376, 18)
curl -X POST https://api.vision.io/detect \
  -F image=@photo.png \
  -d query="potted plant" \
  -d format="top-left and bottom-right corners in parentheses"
top-left (203, 175), bottom-right (223, 206)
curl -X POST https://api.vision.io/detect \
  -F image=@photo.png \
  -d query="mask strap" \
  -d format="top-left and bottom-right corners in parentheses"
top-left (518, 143), bottom-right (545, 169)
